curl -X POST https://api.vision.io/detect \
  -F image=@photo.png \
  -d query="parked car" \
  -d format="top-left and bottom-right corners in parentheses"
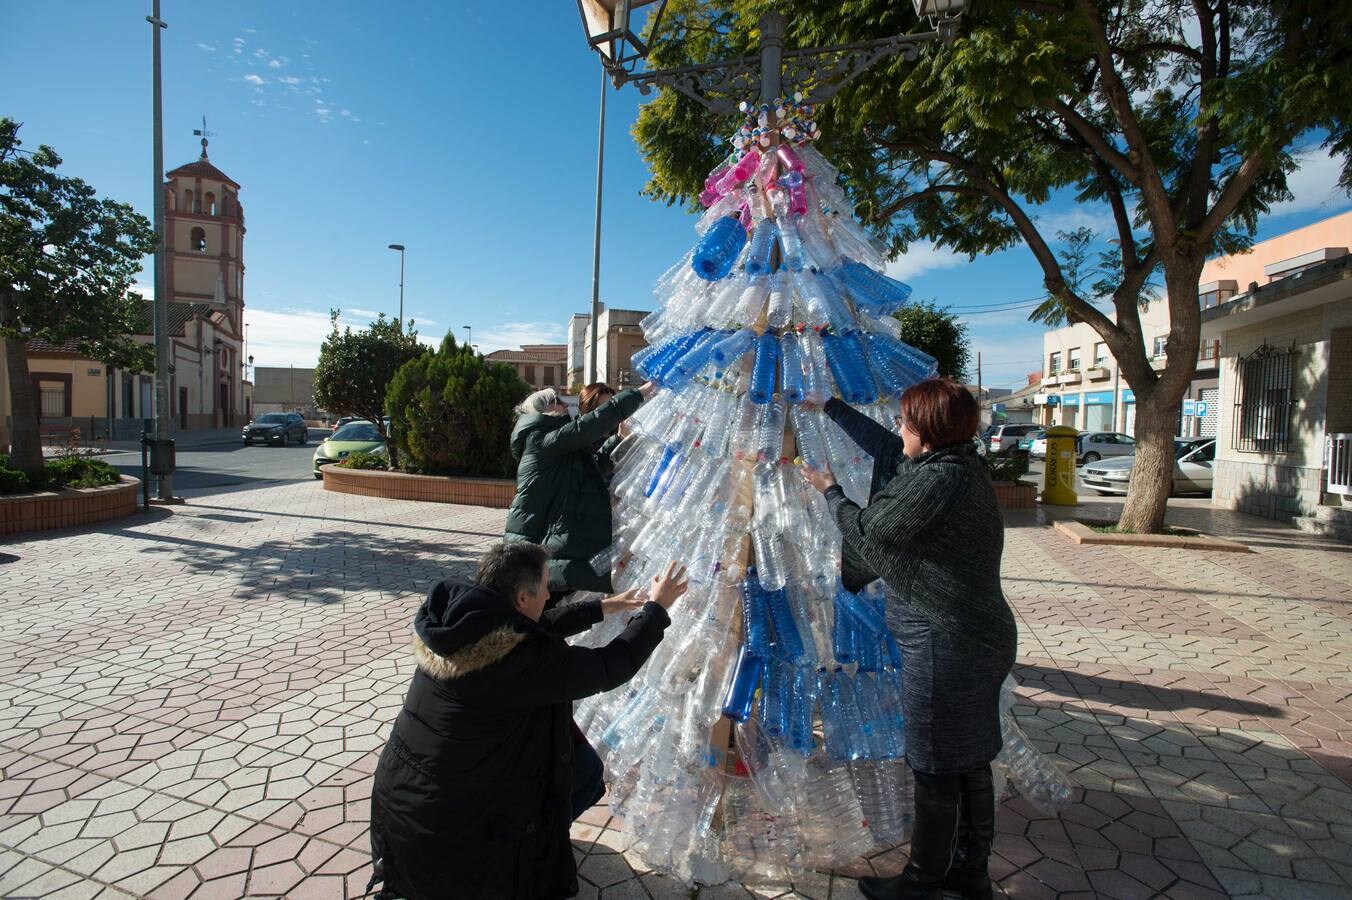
top-left (1079, 438), bottom-right (1216, 496)
top-left (986, 423), bottom-right (1040, 457)
top-left (1076, 432), bottom-right (1137, 463)
top-left (331, 415), bottom-right (360, 434)
top-left (1017, 429), bottom-right (1046, 456)
top-left (312, 420), bottom-right (387, 478)
top-left (1029, 431), bottom-right (1053, 459)
top-left (242, 412), bottom-right (308, 446)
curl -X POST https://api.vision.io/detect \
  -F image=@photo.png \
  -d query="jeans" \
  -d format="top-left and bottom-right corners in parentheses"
top-left (570, 731), bottom-right (606, 821)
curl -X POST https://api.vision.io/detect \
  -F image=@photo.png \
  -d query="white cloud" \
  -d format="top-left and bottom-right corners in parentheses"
top-left (1035, 204), bottom-right (1118, 239)
top-left (343, 307), bottom-right (381, 319)
top-left (268, 59), bottom-right (284, 69)
top-left (474, 322), bottom-right (567, 354)
top-left (244, 307), bottom-right (341, 368)
top-left (885, 241), bottom-right (968, 281)
top-left (243, 74), bottom-right (266, 86)
top-left (1270, 150), bottom-right (1351, 218)
top-left (278, 75), bottom-right (302, 85)
top-left (231, 37), bottom-right (245, 54)
top-left (195, 42), bottom-right (216, 52)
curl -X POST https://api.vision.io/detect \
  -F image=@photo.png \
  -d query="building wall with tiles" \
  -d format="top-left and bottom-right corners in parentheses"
top-left (1213, 300), bottom-right (1352, 520)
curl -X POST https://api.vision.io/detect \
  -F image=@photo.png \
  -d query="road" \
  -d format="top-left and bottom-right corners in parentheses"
top-left (106, 428), bottom-right (324, 497)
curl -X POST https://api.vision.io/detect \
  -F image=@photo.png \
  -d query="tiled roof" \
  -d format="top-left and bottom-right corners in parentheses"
top-left (486, 349), bottom-right (566, 363)
top-left (166, 155), bottom-right (239, 189)
top-left (133, 301), bottom-right (214, 336)
top-left (24, 338), bottom-right (83, 353)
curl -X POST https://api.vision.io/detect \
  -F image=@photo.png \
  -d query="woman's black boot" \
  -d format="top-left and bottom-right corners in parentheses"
top-left (942, 767), bottom-right (996, 900)
top-left (858, 770), bottom-right (959, 900)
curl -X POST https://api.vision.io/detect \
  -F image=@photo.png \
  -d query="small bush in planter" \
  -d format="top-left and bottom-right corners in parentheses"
top-left (0, 455), bottom-right (29, 494)
top-left (338, 451), bottom-right (389, 471)
top-left (984, 451), bottom-right (1029, 483)
top-left (43, 457), bottom-right (121, 489)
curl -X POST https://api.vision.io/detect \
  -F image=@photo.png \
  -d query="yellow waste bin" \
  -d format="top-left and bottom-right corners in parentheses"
top-left (1041, 425), bottom-right (1079, 506)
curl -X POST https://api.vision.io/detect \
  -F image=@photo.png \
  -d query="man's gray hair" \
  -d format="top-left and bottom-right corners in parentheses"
top-left (477, 542), bottom-right (550, 599)
top-left (516, 388), bottom-right (561, 417)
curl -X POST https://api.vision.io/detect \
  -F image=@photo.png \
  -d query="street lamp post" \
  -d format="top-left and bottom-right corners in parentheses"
top-left (387, 244), bottom-right (405, 329)
top-left (462, 325), bottom-right (471, 349)
top-left (147, 0), bottom-right (175, 501)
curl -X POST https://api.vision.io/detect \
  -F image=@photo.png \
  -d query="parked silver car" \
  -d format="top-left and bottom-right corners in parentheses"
top-left (1076, 431), bottom-right (1136, 463)
top-left (1079, 439), bottom-right (1216, 496)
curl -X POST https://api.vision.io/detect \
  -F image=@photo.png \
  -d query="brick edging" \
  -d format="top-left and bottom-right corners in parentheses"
top-left (1053, 518), bottom-right (1250, 552)
top-left (993, 481), bottom-right (1037, 509)
top-left (321, 466), bottom-right (515, 508)
top-left (0, 477), bottom-right (140, 536)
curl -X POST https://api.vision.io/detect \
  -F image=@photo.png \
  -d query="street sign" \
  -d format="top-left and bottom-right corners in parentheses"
top-left (1182, 399), bottom-right (1196, 417)
top-left (1195, 400), bottom-right (1208, 417)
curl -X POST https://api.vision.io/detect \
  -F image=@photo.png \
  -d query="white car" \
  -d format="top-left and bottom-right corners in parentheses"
top-left (1079, 439), bottom-right (1216, 496)
top-left (1076, 432), bottom-right (1136, 463)
top-left (1029, 434), bottom-right (1049, 459)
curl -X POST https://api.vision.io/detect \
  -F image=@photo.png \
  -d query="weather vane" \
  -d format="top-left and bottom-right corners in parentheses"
top-left (192, 115), bottom-right (215, 158)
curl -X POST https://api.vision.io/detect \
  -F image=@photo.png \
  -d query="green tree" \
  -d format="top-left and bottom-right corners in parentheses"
top-left (633, 0), bottom-right (1351, 533)
top-left (1, 119), bottom-right (157, 477)
top-left (893, 300), bottom-right (970, 381)
top-left (385, 334), bottom-right (530, 478)
top-left (312, 311), bottom-right (428, 468)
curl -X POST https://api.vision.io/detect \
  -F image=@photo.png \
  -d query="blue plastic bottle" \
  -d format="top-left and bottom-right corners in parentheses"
top-left (711, 327), bottom-right (756, 370)
top-left (693, 215), bottom-right (747, 282)
top-left (721, 644), bottom-right (765, 722)
top-left (750, 332), bottom-right (779, 404)
top-left (740, 576), bottom-right (773, 657)
top-left (745, 220), bottom-right (779, 277)
top-left (779, 332), bottom-right (806, 405)
top-left (765, 588), bottom-right (807, 664)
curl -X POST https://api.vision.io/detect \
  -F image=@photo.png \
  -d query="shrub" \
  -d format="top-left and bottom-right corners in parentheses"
top-left (0, 455), bottom-right (121, 494)
top-left (385, 335), bottom-right (530, 478)
top-left (0, 455), bottom-right (28, 494)
top-left (983, 451), bottom-right (1029, 483)
top-left (338, 450), bottom-right (388, 471)
top-left (43, 457), bottom-right (121, 489)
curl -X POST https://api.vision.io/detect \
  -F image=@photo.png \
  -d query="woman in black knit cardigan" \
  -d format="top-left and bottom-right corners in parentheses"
top-left (803, 377), bottom-right (1018, 900)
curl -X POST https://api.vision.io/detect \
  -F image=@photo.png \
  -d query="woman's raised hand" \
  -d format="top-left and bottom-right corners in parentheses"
top-left (650, 560), bottom-right (689, 610)
top-left (639, 381), bottom-right (659, 400)
top-left (801, 462), bottom-right (837, 493)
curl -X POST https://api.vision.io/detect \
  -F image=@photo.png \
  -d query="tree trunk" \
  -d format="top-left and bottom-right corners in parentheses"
top-left (1116, 258), bottom-right (1204, 533)
top-left (1117, 392), bottom-right (1177, 532)
top-left (1, 290), bottom-right (42, 478)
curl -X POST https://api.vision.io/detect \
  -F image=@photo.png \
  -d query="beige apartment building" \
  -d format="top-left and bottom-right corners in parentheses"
top-left (566, 307), bottom-right (650, 391)
top-left (0, 137), bottom-right (251, 445)
top-left (485, 345), bottom-right (568, 391)
top-left (1200, 210), bottom-right (1351, 533)
top-left (1036, 305), bottom-right (1220, 439)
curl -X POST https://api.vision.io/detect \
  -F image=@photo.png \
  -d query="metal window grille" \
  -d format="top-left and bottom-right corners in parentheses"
top-left (40, 387), bottom-right (65, 418)
top-left (1233, 344), bottom-right (1294, 453)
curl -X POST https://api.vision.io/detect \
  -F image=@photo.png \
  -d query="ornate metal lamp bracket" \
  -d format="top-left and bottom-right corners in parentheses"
top-left (615, 27), bottom-right (947, 114)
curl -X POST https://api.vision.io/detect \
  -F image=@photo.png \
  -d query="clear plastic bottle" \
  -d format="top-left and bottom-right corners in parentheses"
top-left (752, 523), bottom-right (788, 590)
top-left (801, 330), bottom-right (835, 403)
top-left (779, 332), bottom-right (806, 405)
top-left (753, 397), bottom-right (786, 462)
top-left (849, 757), bottom-right (912, 846)
top-left (745, 221), bottom-right (779, 276)
top-left (711, 327), bottom-right (757, 370)
top-left (738, 278), bottom-right (771, 324)
top-left (766, 273), bottom-right (793, 330)
top-left (730, 391), bottom-right (760, 461)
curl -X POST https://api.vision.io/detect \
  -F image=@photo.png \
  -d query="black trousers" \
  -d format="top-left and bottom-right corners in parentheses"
top-left (570, 731), bottom-right (606, 821)
top-left (907, 764), bottom-right (996, 888)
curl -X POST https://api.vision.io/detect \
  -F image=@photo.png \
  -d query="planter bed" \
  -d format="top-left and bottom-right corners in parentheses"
top-left (1054, 518), bottom-right (1249, 552)
top-left (322, 465), bottom-right (515, 508)
top-left (992, 480), bottom-right (1037, 509)
top-left (0, 477), bottom-right (140, 536)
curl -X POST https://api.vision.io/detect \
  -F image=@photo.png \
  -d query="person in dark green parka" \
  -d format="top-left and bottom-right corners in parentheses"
top-left (504, 382), bottom-right (655, 594)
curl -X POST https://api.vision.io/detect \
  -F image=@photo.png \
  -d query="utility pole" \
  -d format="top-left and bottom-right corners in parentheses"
top-left (147, 0), bottom-right (175, 501)
top-left (977, 351), bottom-right (983, 423)
top-left (587, 66), bottom-right (606, 386)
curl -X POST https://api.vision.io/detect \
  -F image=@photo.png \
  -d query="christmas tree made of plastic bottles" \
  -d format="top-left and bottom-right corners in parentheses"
top-left (572, 96), bottom-right (1071, 886)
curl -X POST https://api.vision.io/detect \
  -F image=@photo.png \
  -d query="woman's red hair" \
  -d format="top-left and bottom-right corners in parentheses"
top-left (899, 378), bottom-right (980, 448)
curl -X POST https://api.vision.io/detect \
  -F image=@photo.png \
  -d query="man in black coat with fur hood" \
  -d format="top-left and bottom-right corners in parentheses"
top-left (368, 542), bottom-right (687, 900)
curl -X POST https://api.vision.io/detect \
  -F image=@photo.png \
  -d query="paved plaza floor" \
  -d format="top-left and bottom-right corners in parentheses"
top-left (1, 482), bottom-right (1350, 899)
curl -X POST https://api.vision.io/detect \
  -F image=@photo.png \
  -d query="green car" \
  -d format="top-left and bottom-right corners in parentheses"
top-left (312, 420), bottom-right (386, 479)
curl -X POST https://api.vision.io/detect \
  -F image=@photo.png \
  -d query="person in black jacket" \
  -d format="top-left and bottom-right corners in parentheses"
top-left (803, 379), bottom-right (1017, 900)
top-left (368, 543), bottom-right (688, 900)
top-left (504, 383), bottom-right (656, 595)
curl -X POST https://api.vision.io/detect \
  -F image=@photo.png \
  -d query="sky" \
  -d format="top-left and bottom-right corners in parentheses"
top-left (4, 1), bottom-right (1350, 391)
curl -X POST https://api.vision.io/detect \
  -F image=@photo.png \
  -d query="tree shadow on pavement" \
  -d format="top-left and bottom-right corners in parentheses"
top-left (103, 524), bottom-right (485, 605)
top-left (1014, 661), bottom-right (1282, 718)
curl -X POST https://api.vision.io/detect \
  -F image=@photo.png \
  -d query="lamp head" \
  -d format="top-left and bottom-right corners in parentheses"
top-left (388, 243), bottom-right (405, 252)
